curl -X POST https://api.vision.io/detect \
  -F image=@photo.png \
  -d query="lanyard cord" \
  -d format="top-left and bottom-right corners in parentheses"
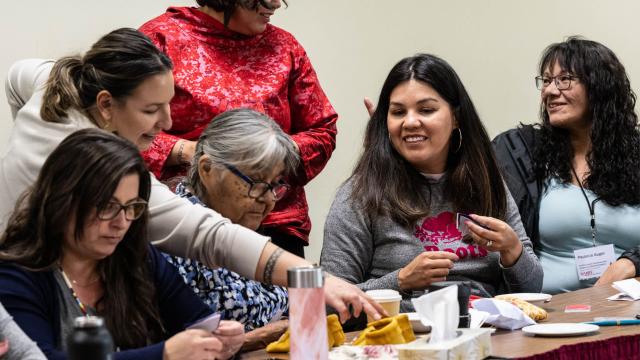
top-left (570, 166), bottom-right (600, 247)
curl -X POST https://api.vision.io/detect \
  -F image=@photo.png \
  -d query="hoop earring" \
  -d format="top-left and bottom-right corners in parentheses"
top-left (454, 128), bottom-right (462, 153)
top-left (101, 119), bottom-right (116, 133)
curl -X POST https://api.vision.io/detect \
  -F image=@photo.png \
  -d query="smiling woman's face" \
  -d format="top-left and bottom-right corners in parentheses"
top-left (106, 71), bottom-right (175, 151)
top-left (541, 62), bottom-right (590, 131)
top-left (226, 0), bottom-right (282, 36)
top-left (386, 79), bottom-right (457, 174)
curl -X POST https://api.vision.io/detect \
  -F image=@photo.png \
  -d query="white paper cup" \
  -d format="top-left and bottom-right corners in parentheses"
top-left (366, 289), bottom-right (402, 323)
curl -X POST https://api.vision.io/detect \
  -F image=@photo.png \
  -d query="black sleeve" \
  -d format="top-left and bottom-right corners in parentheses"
top-left (619, 247), bottom-right (640, 277)
top-left (492, 125), bottom-right (540, 246)
top-left (148, 245), bottom-right (212, 335)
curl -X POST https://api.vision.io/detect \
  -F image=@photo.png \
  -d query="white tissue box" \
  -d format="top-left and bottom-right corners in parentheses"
top-left (396, 328), bottom-right (492, 360)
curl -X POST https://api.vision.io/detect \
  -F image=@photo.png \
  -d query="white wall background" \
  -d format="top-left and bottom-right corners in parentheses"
top-left (2, 1), bottom-right (640, 263)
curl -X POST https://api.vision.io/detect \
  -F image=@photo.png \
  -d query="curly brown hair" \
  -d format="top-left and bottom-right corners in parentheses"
top-left (533, 37), bottom-right (640, 206)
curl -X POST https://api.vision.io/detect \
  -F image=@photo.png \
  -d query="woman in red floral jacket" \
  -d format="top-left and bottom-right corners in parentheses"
top-left (140, 0), bottom-right (338, 256)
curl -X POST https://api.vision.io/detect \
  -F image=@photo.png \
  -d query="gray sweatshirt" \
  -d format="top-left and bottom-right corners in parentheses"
top-left (0, 302), bottom-right (46, 359)
top-left (320, 176), bottom-right (543, 312)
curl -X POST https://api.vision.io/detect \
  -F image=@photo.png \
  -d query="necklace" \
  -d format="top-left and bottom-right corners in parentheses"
top-left (60, 266), bottom-right (100, 316)
top-left (67, 275), bottom-right (100, 287)
top-left (570, 166), bottom-right (600, 247)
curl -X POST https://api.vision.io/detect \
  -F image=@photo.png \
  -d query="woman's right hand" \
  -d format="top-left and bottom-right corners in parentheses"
top-left (364, 97), bottom-right (376, 116)
top-left (163, 329), bottom-right (224, 360)
top-left (398, 251), bottom-right (459, 291)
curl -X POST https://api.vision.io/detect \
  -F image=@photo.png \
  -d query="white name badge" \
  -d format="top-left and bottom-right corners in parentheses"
top-left (574, 244), bottom-right (616, 280)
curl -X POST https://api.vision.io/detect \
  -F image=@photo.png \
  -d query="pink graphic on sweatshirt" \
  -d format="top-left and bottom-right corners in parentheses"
top-left (414, 211), bottom-right (488, 259)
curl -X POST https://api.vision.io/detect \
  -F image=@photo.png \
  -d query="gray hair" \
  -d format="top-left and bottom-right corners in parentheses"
top-left (189, 108), bottom-right (300, 198)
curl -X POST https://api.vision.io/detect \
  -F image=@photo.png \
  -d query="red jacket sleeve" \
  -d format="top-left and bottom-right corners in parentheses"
top-left (287, 43), bottom-right (338, 186)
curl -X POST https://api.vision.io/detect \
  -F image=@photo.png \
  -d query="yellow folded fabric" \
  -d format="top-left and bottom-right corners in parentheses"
top-left (353, 314), bottom-right (416, 346)
top-left (327, 314), bottom-right (346, 347)
top-left (265, 330), bottom-right (290, 353)
top-left (266, 314), bottom-right (346, 353)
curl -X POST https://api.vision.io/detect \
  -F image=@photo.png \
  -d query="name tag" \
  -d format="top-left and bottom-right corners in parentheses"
top-left (574, 244), bottom-right (615, 280)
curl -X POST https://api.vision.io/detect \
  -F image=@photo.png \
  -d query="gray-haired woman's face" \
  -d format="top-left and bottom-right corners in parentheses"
top-left (199, 159), bottom-right (285, 230)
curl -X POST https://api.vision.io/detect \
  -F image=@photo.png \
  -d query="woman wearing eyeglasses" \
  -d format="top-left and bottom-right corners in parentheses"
top-left (493, 37), bottom-right (640, 294)
top-left (0, 129), bottom-right (246, 359)
top-left (164, 108), bottom-right (296, 350)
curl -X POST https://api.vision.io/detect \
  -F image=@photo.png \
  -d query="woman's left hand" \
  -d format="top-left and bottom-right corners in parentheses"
top-left (595, 258), bottom-right (636, 286)
top-left (465, 214), bottom-right (523, 267)
top-left (212, 320), bottom-right (245, 359)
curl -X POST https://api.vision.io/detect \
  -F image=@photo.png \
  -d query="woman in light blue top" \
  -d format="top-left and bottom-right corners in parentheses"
top-left (539, 178), bottom-right (640, 293)
top-left (494, 37), bottom-right (640, 294)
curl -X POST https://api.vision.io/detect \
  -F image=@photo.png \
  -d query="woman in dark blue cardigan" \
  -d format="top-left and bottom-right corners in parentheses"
top-left (0, 129), bottom-right (244, 359)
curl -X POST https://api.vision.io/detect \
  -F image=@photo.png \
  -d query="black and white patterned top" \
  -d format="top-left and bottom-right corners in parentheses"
top-left (162, 183), bottom-right (288, 331)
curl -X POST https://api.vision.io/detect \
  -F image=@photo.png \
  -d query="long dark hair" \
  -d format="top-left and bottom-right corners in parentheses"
top-left (0, 129), bottom-right (164, 349)
top-left (41, 28), bottom-right (173, 124)
top-left (533, 37), bottom-right (640, 206)
top-left (196, 0), bottom-right (287, 26)
top-left (351, 54), bottom-right (507, 226)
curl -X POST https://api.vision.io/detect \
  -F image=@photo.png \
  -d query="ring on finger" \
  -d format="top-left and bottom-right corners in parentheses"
top-left (486, 240), bottom-right (493, 247)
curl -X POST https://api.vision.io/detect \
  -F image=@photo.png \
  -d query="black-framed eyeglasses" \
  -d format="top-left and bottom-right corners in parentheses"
top-left (224, 164), bottom-right (289, 201)
top-left (535, 74), bottom-right (579, 90)
top-left (97, 199), bottom-right (148, 221)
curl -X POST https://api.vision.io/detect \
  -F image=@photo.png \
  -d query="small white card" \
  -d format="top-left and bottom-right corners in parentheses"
top-left (573, 244), bottom-right (615, 280)
top-left (611, 278), bottom-right (640, 301)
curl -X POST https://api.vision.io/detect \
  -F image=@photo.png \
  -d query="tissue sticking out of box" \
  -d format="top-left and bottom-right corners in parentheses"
top-left (411, 285), bottom-right (459, 343)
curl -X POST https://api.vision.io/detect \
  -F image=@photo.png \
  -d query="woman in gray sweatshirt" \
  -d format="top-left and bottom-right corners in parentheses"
top-left (321, 54), bottom-right (542, 313)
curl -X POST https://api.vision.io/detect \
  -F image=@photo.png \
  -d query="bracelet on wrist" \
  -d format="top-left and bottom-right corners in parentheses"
top-left (176, 141), bottom-right (186, 165)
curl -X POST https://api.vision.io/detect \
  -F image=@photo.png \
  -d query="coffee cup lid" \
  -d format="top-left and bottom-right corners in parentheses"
top-left (366, 289), bottom-right (402, 302)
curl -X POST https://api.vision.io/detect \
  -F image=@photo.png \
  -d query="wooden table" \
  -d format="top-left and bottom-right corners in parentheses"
top-left (491, 282), bottom-right (640, 358)
top-left (241, 282), bottom-right (640, 359)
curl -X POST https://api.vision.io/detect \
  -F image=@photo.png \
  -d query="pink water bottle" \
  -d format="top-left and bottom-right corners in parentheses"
top-left (288, 266), bottom-right (328, 360)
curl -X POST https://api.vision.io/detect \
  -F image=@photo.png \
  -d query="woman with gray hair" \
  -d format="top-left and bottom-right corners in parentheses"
top-left (164, 108), bottom-right (298, 350)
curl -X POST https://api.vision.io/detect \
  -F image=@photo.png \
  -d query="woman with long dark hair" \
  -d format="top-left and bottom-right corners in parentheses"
top-left (321, 54), bottom-right (542, 313)
top-left (493, 37), bottom-right (640, 293)
top-left (0, 129), bottom-right (244, 359)
top-left (0, 27), bottom-right (384, 324)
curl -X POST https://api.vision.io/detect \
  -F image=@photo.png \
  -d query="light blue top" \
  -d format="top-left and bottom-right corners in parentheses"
top-left (538, 177), bottom-right (640, 294)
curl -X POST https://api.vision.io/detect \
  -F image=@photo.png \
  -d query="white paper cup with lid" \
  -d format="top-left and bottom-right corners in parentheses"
top-left (365, 289), bottom-right (402, 323)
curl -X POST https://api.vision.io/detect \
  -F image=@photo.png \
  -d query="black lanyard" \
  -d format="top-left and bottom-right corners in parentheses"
top-left (570, 166), bottom-right (600, 247)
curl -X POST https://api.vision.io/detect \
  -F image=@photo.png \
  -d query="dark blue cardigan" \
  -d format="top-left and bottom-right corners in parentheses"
top-left (0, 245), bottom-right (212, 359)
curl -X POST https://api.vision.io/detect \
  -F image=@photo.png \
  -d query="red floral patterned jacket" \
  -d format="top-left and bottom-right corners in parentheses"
top-left (139, 7), bottom-right (338, 243)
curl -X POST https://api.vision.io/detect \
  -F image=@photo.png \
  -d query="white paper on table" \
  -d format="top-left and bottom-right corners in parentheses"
top-left (471, 298), bottom-right (536, 330)
top-left (468, 308), bottom-right (490, 328)
top-left (607, 293), bottom-right (636, 301)
top-left (411, 285), bottom-right (459, 343)
top-left (610, 278), bottom-right (640, 301)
